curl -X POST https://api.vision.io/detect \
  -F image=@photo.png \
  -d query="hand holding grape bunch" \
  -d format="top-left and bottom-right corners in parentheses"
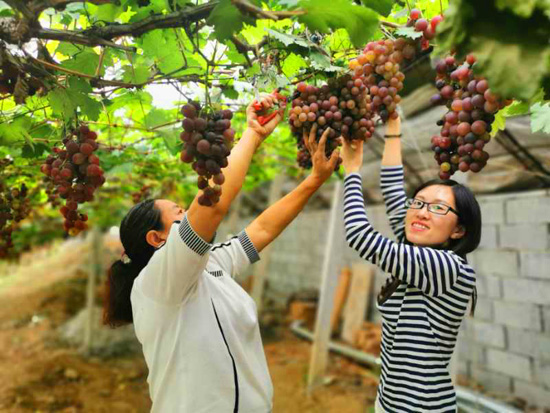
top-left (246, 93), bottom-right (286, 143)
top-left (303, 124), bottom-right (341, 185)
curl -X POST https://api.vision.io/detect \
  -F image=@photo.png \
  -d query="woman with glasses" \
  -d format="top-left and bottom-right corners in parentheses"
top-left (340, 116), bottom-right (481, 412)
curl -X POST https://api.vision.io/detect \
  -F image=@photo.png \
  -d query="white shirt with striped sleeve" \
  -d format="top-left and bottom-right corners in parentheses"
top-left (344, 167), bottom-right (476, 413)
top-left (130, 214), bottom-right (272, 412)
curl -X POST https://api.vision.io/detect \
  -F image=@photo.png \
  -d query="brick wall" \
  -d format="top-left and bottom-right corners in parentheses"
top-left (219, 188), bottom-right (550, 407)
top-left (460, 190), bottom-right (550, 407)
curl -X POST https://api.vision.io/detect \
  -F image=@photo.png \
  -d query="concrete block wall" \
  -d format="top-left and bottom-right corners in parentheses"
top-left (459, 190), bottom-right (550, 407)
top-left (219, 187), bottom-right (550, 407)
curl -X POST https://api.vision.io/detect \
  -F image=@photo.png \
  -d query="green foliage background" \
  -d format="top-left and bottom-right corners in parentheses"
top-left (0, 0), bottom-right (548, 256)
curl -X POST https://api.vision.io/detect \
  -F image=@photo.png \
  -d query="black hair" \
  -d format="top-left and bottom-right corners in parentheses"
top-left (103, 199), bottom-right (164, 327)
top-left (409, 179), bottom-right (482, 258)
top-left (379, 179), bottom-right (481, 315)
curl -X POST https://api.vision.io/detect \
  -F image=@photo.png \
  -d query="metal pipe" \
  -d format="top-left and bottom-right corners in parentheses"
top-left (290, 321), bottom-right (521, 413)
top-left (291, 320), bottom-right (382, 367)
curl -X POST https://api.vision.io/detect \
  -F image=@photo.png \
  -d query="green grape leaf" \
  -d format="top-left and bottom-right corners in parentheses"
top-left (282, 53), bottom-right (308, 77)
top-left (141, 31), bottom-right (185, 74)
top-left (531, 102), bottom-right (550, 134)
top-left (60, 51), bottom-right (100, 76)
top-left (361, 0), bottom-right (394, 17)
top-left (310, 52), bottom-right (344, 72)
top-left (56, 43), bottom-right (84, 57)
top-left (72, 91), bottom-right (102, 121)
top-left (48, 89), bottom-right (77, 120)
top-left (93, 4), bottom-right (123, 22)
top-left (395, 26), bottom-right (424, 39)
top-left (222, 88), bottom-right (239, 99)
top-left (21, 142), bottom-right (50, 159)
top-left (208, 0), bottom-right (255, 41)
top-left (490, 111), bottom-right (506, 137)
top-left (144, 108), bottom-right (172, 129)
top-left (159, 130), bottom-right (182, 156)
top-left (267, 29), bottom-right (310, 48)
top-left (501, 100), bottom-right (530, 117)
top-left (298, 0), bottom-right (379, 47)
top-left (122, 66), bottom-right (150, 84)
top-left (68, 76), bottom-right (92, 93)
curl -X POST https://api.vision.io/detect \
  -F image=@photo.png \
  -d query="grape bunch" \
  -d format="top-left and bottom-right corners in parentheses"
top-left (0, 184), bottom-right (31, 258)
top-left (289, 75), bottom-right (375, 169)
top-left (349, 10), bottom-right (444, 123)
top-left (132, 185), bottom-right (152, 204)
top-left (40, 124), bottom-right (105, 235)
top-left (430, 54), bottom-right (512, 179)
top-left (349, 39), bottom-right (406, 122)
top-left (406, 9), bottom-right (444, 52)
top-left (179, 102), bottom-right (235, 207)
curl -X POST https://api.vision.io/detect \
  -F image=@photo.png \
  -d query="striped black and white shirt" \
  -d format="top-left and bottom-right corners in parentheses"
top-left (343, 166), bottom-right (476, 412)
top-left (131, 214), bottom-right (272, 412)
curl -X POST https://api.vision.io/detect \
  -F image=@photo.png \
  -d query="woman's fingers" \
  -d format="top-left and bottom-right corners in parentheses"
top-left (308, 123), bottom-right (318, 152)
top-left (329, 149), bottom-right (340, 168)
top-left (302, 129), bottom-right (311, 152)
top-left (317, 128), bottom-right (331, 156)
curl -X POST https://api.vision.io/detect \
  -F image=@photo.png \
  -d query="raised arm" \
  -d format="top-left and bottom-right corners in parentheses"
top-left (246, 125), bottom-right (339, 252)
top-left (340, 139), bottom-right (473, 297)
top-left (187, 95), bottom-right (283, 243)
top-left (380, 116), bottom-right (407, 240)
top-left (136, 96), bottom-right (284, 305)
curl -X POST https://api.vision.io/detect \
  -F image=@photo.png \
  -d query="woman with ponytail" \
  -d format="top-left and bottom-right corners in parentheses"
top-left (103, 95), bottom-right (340, 413)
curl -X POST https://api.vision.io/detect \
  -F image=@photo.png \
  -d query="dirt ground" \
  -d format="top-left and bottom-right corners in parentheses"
top-left (0, 242), bottom-right (378, 413)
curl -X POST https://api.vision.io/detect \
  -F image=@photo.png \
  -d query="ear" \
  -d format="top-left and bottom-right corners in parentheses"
top-left (146, 229), bottom-right (165, 248)
top-left (450, 224), bottom-right (466, 240)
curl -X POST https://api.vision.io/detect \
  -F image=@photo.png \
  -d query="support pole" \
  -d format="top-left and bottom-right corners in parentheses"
top-left (307, 180), bottom-right (343, 392)
top-left (81, 227), bottom-right (102, 354)
top-left (250, 173), bottom-right (285, 313)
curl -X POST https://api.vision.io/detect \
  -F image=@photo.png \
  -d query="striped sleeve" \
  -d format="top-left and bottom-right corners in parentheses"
top-left (135, 213), bottom-right (212, 305)
top-left (344, 173), bottom-right (462, 297)
top-left (209, 230), bottom-right (260, 278)
top-left (380, 165), bottom-right (407, 241)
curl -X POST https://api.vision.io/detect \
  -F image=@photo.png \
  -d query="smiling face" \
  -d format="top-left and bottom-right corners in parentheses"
top-left (404, 185), bottom-right (465, 247)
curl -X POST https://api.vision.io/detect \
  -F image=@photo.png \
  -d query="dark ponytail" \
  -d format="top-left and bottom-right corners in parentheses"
top-left (103, 199), bottom-right (163, 327)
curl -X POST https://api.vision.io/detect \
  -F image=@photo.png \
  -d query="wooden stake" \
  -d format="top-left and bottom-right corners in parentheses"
top-left (341, 264), bottom-right (374, 344)
top-left (307, 181), bottom-right (343, 392)
top-left (330, 266), bottom-right (352, 334)
top-left (81, 227), bottom-right (102, 355)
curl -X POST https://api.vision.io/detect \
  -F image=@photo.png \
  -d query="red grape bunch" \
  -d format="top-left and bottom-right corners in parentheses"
top-left (289, 75), bottom-right (375, 170)
top-left (349, 39), bottom-right (406, 122)
top-left (430, 54), bottom-right (512, 179)
top-left (406, 8), bottom-right (444, 52)
top-left (0, 184), bottom-right (31, 258)
top-left (179, 102), bottom-right (235, 207)
top-left (132, 185), bottom-right (152, 204)
top-left (40, 124), bottom-right (105, 235)
top-left (349, 10), bottom-right (443, 123)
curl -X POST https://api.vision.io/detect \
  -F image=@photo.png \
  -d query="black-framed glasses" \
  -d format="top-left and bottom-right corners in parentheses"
top-left (405, 198), bottom-right (459, 216)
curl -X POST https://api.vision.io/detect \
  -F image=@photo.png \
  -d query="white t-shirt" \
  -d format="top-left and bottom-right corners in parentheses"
top-left (131, 214), bottom-right (273, 412)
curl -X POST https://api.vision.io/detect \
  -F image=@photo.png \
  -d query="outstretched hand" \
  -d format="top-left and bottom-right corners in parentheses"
top-left (303, 124), bottom-right (340, 184)
top-left (340, 137), bottom-right (364, 175)
top-left (246, 93), bottom-right (285, 142)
